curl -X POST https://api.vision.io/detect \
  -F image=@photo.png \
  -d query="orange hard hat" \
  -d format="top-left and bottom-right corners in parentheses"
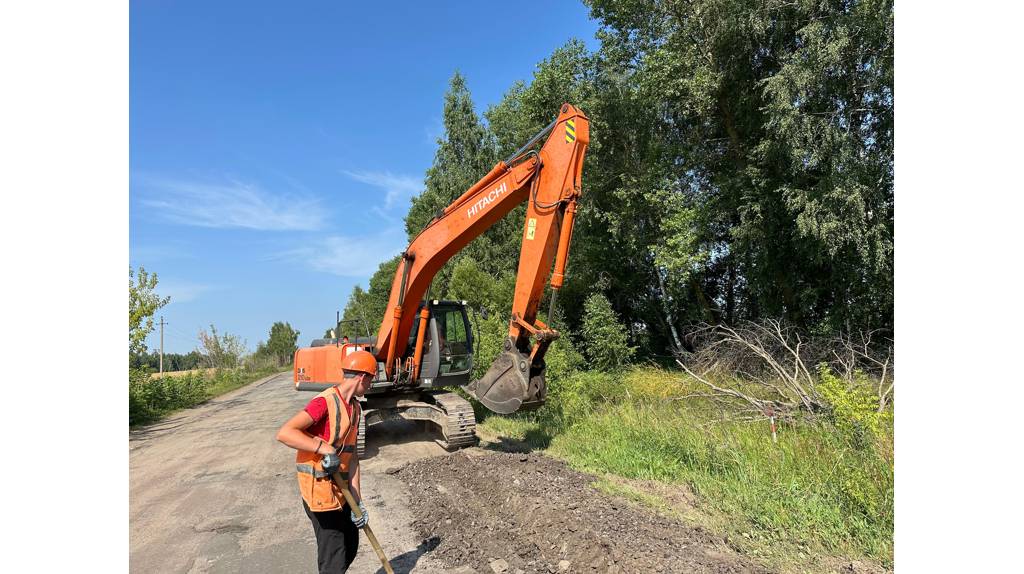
top-left (342, 350), bottom-right (377, 377)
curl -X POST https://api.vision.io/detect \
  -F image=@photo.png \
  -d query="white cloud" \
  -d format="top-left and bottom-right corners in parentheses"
top-left (129, 242), bottom-right (194, 264)
top-left (138, 176), bottom-right (325, 231)
top-left (342, 170), bottom-right (422, 211)
top-left (158, 280), bottom-right (216, 304)
top-left (280, 231), bottom-right (407, 278)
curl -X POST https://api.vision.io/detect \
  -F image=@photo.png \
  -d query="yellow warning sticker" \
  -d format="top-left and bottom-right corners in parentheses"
top-left (526, 218), bottom-right (537, 240)
top-left (565, 119), bottom-right (576, 143)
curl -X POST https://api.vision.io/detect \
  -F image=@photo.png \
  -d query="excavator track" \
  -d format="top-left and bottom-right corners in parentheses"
top-left (356, 406), bottom-right (367, 457)
top-left (427, 391), bottom-right (478, 450)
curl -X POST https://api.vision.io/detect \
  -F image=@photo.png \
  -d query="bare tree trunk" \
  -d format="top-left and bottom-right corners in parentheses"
top-left (656, 268), bottom-right (684, 354)
top-left (726, 259), bottom-right (736, 325)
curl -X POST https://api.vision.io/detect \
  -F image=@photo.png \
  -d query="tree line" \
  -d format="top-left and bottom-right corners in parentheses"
top-left (129, 266), bottom-right (301, 370)
top-left (338, 0), bottom-right (893, 363)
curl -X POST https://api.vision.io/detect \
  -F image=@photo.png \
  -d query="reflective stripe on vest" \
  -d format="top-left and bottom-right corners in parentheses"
top-left (296, 464), bottom-right (349, 480)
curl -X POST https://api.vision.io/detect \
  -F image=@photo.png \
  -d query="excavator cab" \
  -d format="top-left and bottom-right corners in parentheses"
top-left (409, 300), bottom-right (474, 388)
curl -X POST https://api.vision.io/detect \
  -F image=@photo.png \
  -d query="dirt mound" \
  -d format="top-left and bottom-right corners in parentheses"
top-left (395, 451), bottom-right (771, 574)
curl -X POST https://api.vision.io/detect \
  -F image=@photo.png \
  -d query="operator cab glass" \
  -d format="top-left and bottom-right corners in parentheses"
top-left (407, 301), bottom-right (474, 386)
top-left (435, 307), bottom-right (472, 375)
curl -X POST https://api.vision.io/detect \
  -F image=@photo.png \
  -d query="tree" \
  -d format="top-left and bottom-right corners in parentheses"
top-left (266, 321), bottom-right (300, 366)
top-left (129, 266), bottom-right (170, 357)
top-left (580, 292), bottom-right (636, 371)
top-left (197, 325), bottom-right (246, 369)
top-left (586, 0), bottom-right (894, 334)
top-left (340, 255), bottom-right (402, 339)
top-left (445, 256), bottom-right (514, 314)
top-left (405, 73), bottom-right (506, 293)
top-left (405, 72), bottom-right (495, 240)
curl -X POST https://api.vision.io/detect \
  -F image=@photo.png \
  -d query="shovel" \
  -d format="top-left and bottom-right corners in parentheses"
top-left (330, 473), bottom-right (395, 574)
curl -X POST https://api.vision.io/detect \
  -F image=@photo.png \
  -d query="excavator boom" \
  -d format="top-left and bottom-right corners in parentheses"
top-left (375, 104), bottom-right (589, 413)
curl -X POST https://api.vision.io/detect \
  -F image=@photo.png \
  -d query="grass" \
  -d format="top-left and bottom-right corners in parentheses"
top-left (129, 364), bottom-right (287, 426)
top-left (476, 366), bottom-right (894, 572)
top-left (150, 367), bottom-right (217, 379)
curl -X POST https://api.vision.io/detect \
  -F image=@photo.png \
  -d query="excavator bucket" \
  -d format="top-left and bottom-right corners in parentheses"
top-left (464, 349), bottom-right (546, 414)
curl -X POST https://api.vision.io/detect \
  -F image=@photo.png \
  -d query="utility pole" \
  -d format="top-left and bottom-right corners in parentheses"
top-left (159, 316), bottom-right (166, 374)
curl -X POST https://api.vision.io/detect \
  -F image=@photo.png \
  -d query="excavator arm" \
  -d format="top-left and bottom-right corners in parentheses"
top-left (375, 104), bottom-right (590, 414)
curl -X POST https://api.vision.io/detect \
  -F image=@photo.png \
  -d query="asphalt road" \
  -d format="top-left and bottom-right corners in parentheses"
top-left (129, 372), bottom-right (453, 573)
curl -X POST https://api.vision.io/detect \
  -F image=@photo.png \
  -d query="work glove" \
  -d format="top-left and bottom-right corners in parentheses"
top-left (350, 500), bottom-right (369, 529)
top-left (321, 451), bottom-right (340, 476)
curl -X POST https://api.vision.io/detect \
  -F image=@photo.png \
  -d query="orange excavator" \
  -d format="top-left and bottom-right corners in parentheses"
top-left (294, 104), bottom-right (589, 453)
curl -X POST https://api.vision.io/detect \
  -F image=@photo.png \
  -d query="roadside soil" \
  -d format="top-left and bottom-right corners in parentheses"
top-left (396, 451), bottom-right (771, 574)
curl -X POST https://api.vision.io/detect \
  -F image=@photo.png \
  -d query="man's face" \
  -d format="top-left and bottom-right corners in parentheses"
top-left (354, 372), bottom-right (373, 397)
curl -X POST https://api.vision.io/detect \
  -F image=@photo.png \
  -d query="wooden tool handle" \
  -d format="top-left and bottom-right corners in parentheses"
top-left (332, 475), bottom-right (395, 574)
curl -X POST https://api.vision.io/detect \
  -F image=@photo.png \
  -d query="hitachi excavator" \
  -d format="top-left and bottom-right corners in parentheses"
top-left (294, 104), bottom-right (589, 454)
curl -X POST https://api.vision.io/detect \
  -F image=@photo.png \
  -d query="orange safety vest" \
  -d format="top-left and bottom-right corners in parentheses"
top-left (295, 386), bottom-right (362, 512)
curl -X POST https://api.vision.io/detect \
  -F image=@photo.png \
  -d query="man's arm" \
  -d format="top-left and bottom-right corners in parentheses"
top-left (275, 410), bottom-right (326, 454)
top-left (350, 455), bottom-right (361, 503)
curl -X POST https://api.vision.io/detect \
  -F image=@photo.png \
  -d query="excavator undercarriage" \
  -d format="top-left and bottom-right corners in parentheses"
top-left (357, 390), bottom-right (477, 455)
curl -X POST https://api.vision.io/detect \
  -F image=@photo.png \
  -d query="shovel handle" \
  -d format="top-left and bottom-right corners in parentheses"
top-left (331, 474), bottom-right (394, 574)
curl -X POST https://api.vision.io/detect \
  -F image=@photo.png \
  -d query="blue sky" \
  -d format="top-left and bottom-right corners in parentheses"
top-left (130, 1), bottom-right (600, 354)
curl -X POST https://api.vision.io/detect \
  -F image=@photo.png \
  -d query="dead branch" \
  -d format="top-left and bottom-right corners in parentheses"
top-left (673, 319), bottom-right (895, 418)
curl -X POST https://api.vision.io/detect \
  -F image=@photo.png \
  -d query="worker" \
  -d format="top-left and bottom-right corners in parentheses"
top-left (276, 350), bottom-right (376, 573)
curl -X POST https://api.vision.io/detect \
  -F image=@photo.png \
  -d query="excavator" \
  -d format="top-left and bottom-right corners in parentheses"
top-left (293, 104), bottom-right (589, 454)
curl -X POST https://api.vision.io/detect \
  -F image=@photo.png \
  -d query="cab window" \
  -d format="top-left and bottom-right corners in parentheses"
top-left (436, 309), bottom-right (471, 374)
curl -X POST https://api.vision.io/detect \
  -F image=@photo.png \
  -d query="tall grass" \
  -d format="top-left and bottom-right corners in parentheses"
top-left (129, 363), bottom-right (282, 425)
top-left (477, 366), bottom-right (894, 568)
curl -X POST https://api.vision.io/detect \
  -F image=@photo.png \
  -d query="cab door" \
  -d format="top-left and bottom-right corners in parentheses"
top-left (417, 302), bottom-right (474, 387)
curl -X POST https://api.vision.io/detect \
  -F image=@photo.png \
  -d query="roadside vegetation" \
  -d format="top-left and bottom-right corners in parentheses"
top-left (128, 265), bottom-right (299, 426)
top-left (478, 363), bottom-right (893, 572)
top-left (129, 361), bottom-right (282, 426)
top-left (473, 301), bottom-right (893, 572)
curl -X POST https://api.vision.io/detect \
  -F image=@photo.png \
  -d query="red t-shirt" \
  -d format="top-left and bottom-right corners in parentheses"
top-left (304, 393), bottom-right (354, 442)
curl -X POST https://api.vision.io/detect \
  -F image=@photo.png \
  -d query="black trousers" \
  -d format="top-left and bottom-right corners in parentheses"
top-left (303, 501), bottom-right (359, 573)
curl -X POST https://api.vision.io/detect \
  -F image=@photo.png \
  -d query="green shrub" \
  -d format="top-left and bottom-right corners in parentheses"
top-left (129, 368), bottom-right (156, 424)
top-left (548, 369), bottom-right (623, 421)
top-left (816, 364), bottom-right (890, 447)
top-left (580, 293), bottom-right (636, 371)
top-left (129, 365), bottom-right (279, 426)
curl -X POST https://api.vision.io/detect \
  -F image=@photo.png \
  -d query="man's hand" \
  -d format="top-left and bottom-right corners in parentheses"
top-left (321, 452), bottom-right (340, 476)
top-left (350, 500), bottom-right (369, 529)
